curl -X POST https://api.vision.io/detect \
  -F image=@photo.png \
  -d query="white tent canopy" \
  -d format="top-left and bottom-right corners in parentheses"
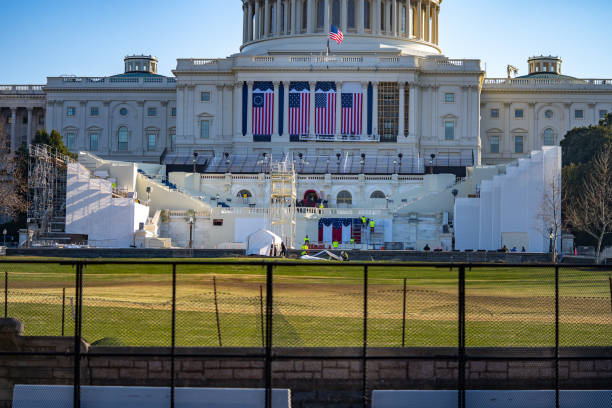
top-left (246, 229), bottom-right (283, 256)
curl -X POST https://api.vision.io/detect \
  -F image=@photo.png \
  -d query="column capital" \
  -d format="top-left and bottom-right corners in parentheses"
top-left (161, 101), bottom-right (169, 107)
top-left (273, 80), bottom-right (281, 87)
top-left (235, 81), bottom-right (243, 89)
top-left (103, 101), bottom-right (111, 107)
top-left (137, 101), bottom-right (145, 107)
top-left (79, 101), bottom-right (87, 106)
top-left (308, 81), bottom-right (316, 89)
top-left (361, 81), bottom-right (369, 88)
top-left (216, 84), bottom-right (225, 90)
top-left (247, 81), bottom-right (254, 87)
top-left (398, 81), bottom-right (407, 89)
top-left (26, 107), bottom-right (34, 112)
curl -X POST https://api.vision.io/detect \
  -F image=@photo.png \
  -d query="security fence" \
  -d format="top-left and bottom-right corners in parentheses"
top-left (1, 260), bottom-right (612, 408)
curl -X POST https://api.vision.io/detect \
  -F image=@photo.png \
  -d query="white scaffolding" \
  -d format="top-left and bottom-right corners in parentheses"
top-left (269, 161), bottom-right (296, 249)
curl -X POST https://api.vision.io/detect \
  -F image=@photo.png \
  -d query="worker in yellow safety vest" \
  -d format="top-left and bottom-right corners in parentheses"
top-left (360, 216), bottom-right (366, 225)
top-left (304, 235), bottom-right (310, 244)
top-left (332, 241), bottom-right (339, 249)
top-left (350, 237), bottom-right (355, 245)
top-left (301, 243), bottom-right (309, 256)
top-left (369, 219), bottom-right (375, 232)
top-left (319, 203), bottom-right (324, 209)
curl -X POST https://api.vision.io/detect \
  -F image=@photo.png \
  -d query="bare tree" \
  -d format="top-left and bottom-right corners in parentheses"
top-left (538, 174), bottom-right (562, 259)
top-left (0, 129), bottom-right (28, 220)
top-left (564, 145), bottom-right (612, 263)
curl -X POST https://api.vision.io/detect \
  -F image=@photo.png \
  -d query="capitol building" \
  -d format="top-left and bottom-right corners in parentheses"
top-left (2, 0), bottom-right (610, 251)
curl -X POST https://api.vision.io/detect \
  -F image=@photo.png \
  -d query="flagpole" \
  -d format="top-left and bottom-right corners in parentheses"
top-left (326, 38), bottom-right (330, 57)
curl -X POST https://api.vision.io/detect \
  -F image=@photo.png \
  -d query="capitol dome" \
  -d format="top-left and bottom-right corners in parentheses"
top-left (239, 0), bottom-right (442, 56)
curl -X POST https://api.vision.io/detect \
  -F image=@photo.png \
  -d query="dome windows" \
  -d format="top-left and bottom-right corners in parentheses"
top-left (544, 110), bottom-right (554, 119)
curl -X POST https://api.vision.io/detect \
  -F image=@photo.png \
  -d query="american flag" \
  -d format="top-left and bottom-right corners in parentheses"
top-left (289, 82), bottom-right (310, 135)
top-left (341, 92), bottom-right (363, 135)
top-left (252, 82), bottom-right (274, 136)
top-left (329, 24), bottom-right (343, 45)
top-left (315, 82), bottom-right (336, 135)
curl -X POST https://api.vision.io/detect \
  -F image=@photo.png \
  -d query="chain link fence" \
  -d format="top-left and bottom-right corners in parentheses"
top-left (1, 260), bottom-right (611, 408)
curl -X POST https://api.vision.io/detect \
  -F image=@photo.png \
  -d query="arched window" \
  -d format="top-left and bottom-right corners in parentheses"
top-left (370, 191), bottom-right (386, 199)
top-left (543, 128), bottom-right (555, 146)
top-left (302, 0), bottom-right (308, 31)
top-left (270, 4), bottom-right (276, 34)
top-left (118, 127), bottom-right (128, 151)
top-left (332, 0), bottom-right (340, 27)
top-left (347, 0), bottom-right (356, 29)
top-left (316, 0), bottom-right (325, 30)
top-left (380, 1), bottom-right (385, 31)
top-left (364, 0), bottom-right (371, 29)
top-left (337, 190), bottom-right (352, 207)
top-left (237, 190), bottom-right (252, 198)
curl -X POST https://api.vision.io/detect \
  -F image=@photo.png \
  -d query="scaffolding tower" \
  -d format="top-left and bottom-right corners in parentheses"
top-left (27, 144), bottom-right (72, 240)
top-left (269, 161), bottom-right (297, 248)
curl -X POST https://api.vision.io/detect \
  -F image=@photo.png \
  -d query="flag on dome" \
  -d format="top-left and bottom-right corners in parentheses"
top-left (329, 24), bottom-right (343, 45)
top-left (252, 81), bottom-right (274, 136)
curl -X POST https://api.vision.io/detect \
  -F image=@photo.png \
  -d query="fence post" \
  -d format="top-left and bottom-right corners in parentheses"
top-left (73, 262), bottom-right (83, 408)
top-left (213, 276), bottom-right (222, 347)
top-left (171, 264), bottom-right (177, 408)
top-left (260, 285), bottom-right (265, 348)
top-left (62, 288), bottom-right (66, 336)
top-left (458, 265), bottom-right (466, 408)
top-left (4, 271), bottom-right (7, 318)
top-left (555, 266), bottom-right (560, 408)
top-left (401, 277), bottom-right (407, 348)
top-left (362, 265), bottom-right (368, 408)
top-left (265, 264), bottom-right (274, 408)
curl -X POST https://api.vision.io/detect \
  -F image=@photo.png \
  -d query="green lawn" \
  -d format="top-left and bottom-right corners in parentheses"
top-left (2, 259), bottom-right (611, 348)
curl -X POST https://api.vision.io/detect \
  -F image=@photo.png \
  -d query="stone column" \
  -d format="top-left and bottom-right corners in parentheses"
top-left (375, 0), bottom-right (381, 34)
top-left (529, 102), bottom-right (537, 150)
top-left (10, 108), bottom-right (17, 152)
top-left (309, 81), bottom-right (316, 137)
top-left (425, 0), bottom-right (430, 42)
top-left (217, 85), bottom-right (224, 138)
top-left (416, 0), bottom-right (421, 40)
top-left (273, 81), bottom-right (280, 137)
top-left (398, 82), bottom-right (405, 138)
top-left (248, 1), bottom-right (254, 40)
top-left (385, 0), bottom-right (391, 34)
top-left (26, 108), bottom-right (33, 146)
top-left (243, 3), bottom-right (248, 43)
top-left (357, 0), bottom-right (364, 33)
top-left (254, 0), bottom-right (261, 39)
top-left (80, 101), bottom-right (87, 150)
top-left (372, 82), bottom-right (379, 136)
top-left (408, 82), bottom-right (419, 138)
top-left (276, 0), bottom-right (282, 35)
top-left (138, 101), bottom-right (145, 153)
top-left (291, 0), bottom-right (297, 34)
top-left (284, 0), bottom-right (289, 34)
top-left (504, 102), bottom-right (511, 154)
top-left (361, 82), bottom-right (368, 138)
top-left (307, 0), bottom-right (315, 33)
top-left (392, 0), bottom-right (398, 36)
top-left (264, 0), bottom-right (270, 36)
top-left (341, 0), bottom-right (348, 31)
top-left (234, 82), bottom-right (243, 137)
top-left (161, 101), bottom-right (168, 150)
top-left (247, 81), bottom-right (254, 136)
top-left (283, 81), bottom-right (290, 137)
top-left (324, 0), bottom-right (330, 32)
top-left (407, 0), bottom-right (412, 38)
top-left (335, 81), bottom-right (342, 136)
top-left (104, 101), bottom-right (111, 153)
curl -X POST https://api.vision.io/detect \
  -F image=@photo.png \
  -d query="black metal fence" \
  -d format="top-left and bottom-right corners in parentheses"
top-left (1, 260), bottom-right (612, 408)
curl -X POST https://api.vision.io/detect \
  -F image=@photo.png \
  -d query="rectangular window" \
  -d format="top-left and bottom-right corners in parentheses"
top-left (514, 109), bottom-right (524, 119)
top-left (89, 133), bottom-right (99, 151)
top-left (200, 92), bottom-right (211, 102)
top-left (200, 120), bottom-right (210, 139)
top-left (66, 132), bottom-right (76, 149)
top-left (147, 134), bottom-right (156, 151)
top-left (170, 134), bottom-right (176, 152)
top-left (444, 121), bottom-right (455, 140)
top-left (490, 109), bottom-right (499, 119)
top-left (490, 135), bottom-right (499, 153)
top-left (147, 107), bottom-right (157, 117)
top-left (599, 110), bottom-right (608, 120)
top-left (39, 116), bottom-right (44, 125)
top-left (444, 93), bottom-right (455, 103)
top-left (67, 107), bottom-right (76, 116)
top-left (377, 82), bottom-right (399, 142)
top-left (90, 107), bottom-right (99, 116)
top-left (575, 109), bottom-right (584, 119)
top-left (514, 135), bottom-right (524, 153)
top-left (171, 107), bottom-right (177, 117)
top-left (118, 128), bottom-right (129, 151)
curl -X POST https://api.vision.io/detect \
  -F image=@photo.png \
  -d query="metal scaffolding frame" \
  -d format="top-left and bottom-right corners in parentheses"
top-left (27, 145), bottom-right (72, 240)
top-left (269, 161), bottom-right (297, 249)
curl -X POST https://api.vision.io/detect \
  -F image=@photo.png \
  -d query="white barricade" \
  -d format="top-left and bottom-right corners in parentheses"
top-left (13, 385), bottom-right (291, 408)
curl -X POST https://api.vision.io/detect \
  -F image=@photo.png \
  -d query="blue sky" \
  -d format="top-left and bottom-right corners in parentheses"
top-left (1, 0), bottom-right (610, 83)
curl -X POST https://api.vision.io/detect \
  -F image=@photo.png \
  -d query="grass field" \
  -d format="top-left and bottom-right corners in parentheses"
top-left (2, 259), bottom-right (611, 348)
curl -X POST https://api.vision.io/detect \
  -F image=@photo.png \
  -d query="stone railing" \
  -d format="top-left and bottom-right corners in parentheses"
top-left (483, 77), bottom-right (612, 88)
top-left (299, 134), bottom-right (380, 142)
top-left (46, 76), bottom-right (177, 88)
top-left (0, 84), bottom-right (44, 94)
